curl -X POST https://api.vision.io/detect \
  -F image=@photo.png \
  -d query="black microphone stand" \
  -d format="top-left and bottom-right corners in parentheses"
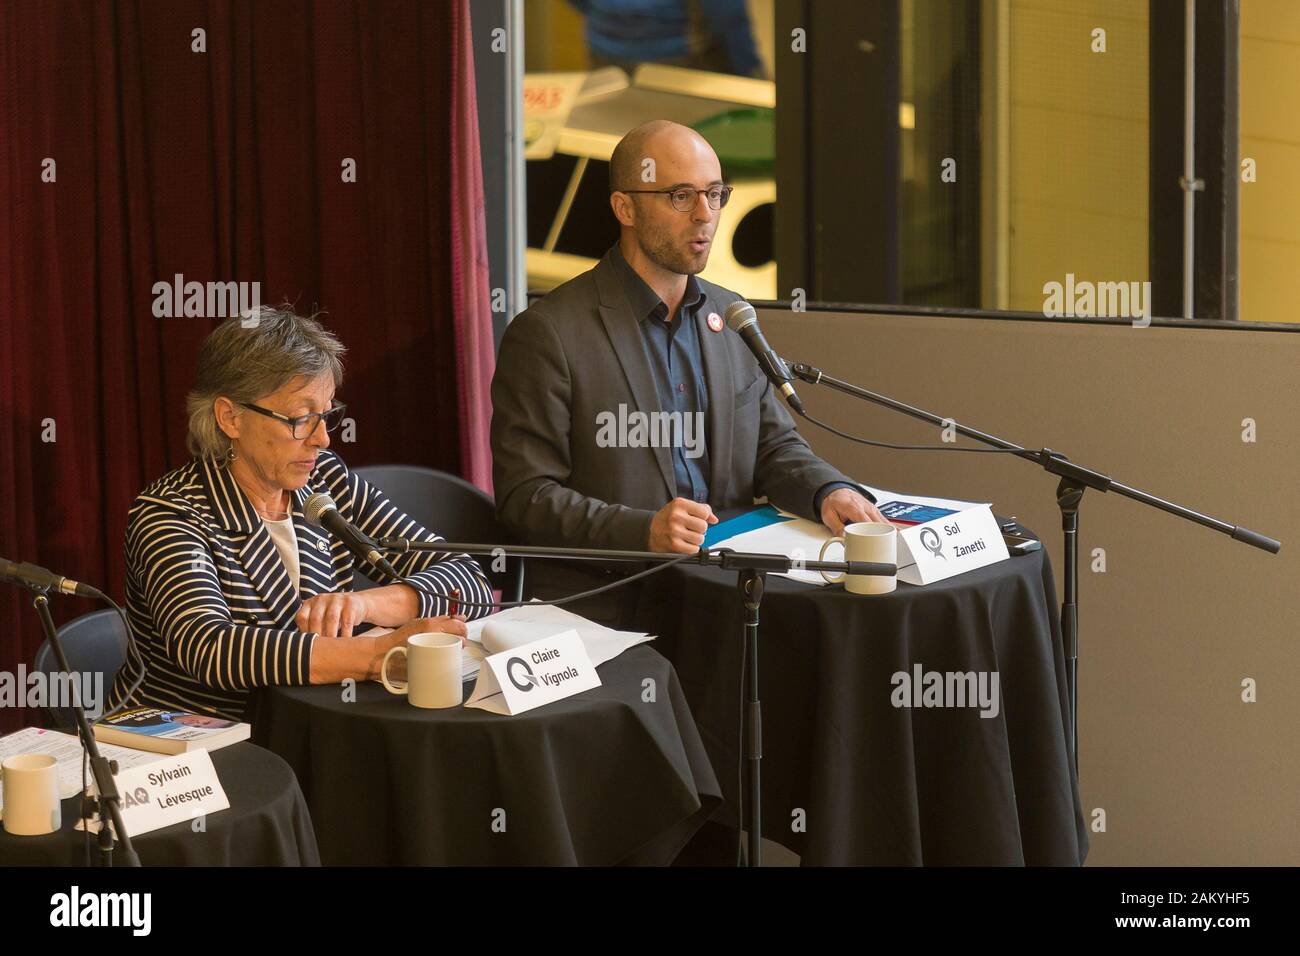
top-left (788, 361), bottom-right (1282, 776)
top-left (378, 537), bottom-right (896, 867)
top-left (29, 592), bottom-right (139, 867)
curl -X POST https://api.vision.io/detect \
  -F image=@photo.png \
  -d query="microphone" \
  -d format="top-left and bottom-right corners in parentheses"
top-left (303, 493), bottom-right (402, 579)
top-left (0, 556), bottom-right (104, 599)
top-left (724, 300), bottom-right (805, 415)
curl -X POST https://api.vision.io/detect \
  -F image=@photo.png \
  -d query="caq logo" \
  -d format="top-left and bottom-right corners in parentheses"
top-left (506, 657), bottom-right (538, 692)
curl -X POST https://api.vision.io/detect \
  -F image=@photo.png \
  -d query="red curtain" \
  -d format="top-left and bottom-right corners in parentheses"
top-left (0, 0), bottom-right (495, 733)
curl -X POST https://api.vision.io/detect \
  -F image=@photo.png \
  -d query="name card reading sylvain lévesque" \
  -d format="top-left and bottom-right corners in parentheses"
top-left (84, 749), bottom-right (229, 838)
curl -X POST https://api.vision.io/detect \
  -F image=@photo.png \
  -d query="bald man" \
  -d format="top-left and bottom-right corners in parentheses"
top-left (491, 121), bottom-right (883, 617)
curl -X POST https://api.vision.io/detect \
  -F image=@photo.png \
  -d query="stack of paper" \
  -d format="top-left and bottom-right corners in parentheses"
top-left (0, 726), bottom-right (163, 817)
top-left (463, 603), bottom-right (653, 679)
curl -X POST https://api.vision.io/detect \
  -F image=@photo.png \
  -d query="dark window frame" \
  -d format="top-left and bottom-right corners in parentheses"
top-left (1149, 0), bottom-right (1240, 321)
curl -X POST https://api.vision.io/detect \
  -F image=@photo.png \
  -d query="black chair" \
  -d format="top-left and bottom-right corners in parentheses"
top-left (32, 608), bottom-right (129, 731)
top-left (353, 464), bottom-right (525, 604)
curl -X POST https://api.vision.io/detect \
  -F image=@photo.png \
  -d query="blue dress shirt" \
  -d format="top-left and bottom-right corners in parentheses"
top-left (612, 246), bottom-right (857, 515)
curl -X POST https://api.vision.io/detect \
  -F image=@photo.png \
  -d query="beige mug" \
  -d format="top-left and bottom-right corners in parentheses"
top-left (2, 753), bottom-right (62, 836)
top-left (381, 632), bottom-right (463, 708)
top-left (819, 521), bottom-right (898, 595)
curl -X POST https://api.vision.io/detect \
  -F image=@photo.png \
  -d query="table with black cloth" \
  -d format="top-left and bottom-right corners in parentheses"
top-left (249, 643), bottom-right (721, 865)
top-left (634, 526), bottom-right (1089, 866)
top-left (0, 742), bottom-right (320, 866)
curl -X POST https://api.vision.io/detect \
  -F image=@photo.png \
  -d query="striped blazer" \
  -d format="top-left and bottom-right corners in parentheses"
top-left (109, 450), bottom-right (493, 720)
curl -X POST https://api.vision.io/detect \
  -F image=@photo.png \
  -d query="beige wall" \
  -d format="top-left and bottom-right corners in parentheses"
top-left (1240, 0), bottom-right (1300, 323)
top-left (1006, 0), bottom-right (1149, 313)
top-left (762, 306), bottom-right (1300, 865)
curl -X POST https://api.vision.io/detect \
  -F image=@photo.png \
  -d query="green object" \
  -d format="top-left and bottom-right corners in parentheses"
top-left (692, 108), bottom-right (774, 178)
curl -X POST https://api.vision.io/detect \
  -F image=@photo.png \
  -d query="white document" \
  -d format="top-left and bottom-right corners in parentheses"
top-left (858, 484), bottom-right (989, 514)
top-left (0, 726), bottom-right (163, 817)
top-left (464, 603), bottom-right (653, 678)
top-left (709, 513), bottom-right (838, 586)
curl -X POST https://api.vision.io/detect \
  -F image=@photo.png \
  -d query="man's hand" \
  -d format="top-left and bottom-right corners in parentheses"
top-left (297, 591), bottom-right (371, 639)
top-left (648, 498), bottom-right (718, 553)
top-left (820, 487), bottom-right (887, 536)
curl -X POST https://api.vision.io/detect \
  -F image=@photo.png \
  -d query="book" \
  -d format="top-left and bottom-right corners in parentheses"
top-left (877, 499), bottom-right (960, 527)
top-left (92, 706), bottom-right (250, 755)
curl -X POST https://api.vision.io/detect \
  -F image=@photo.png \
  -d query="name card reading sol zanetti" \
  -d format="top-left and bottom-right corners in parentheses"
top-left (896, 504), bottom-right (1010, 585)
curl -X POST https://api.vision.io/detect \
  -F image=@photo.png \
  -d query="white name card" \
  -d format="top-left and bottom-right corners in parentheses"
top-left (103, 749), bottom-right (229, 837)
top-left (896, 504), bottom-right (1010, 585)
top-left (465, 629), bottom-right (600, 715)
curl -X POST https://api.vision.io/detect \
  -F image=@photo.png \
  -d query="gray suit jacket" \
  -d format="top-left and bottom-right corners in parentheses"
top-left (491, 246), bottom-right (857, 551)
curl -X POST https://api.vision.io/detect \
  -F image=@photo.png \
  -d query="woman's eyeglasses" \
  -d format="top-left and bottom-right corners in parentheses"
top-left (240, 400), bottom-right (348, 439)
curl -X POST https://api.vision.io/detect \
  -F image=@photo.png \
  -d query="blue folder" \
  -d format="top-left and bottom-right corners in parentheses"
top-left (703, 505), bottom-right (794, 548)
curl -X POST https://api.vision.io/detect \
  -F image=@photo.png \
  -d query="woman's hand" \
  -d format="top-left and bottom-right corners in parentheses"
top-left (308, 615), bottom-right (469, 684)
top-left (363, 616), bottom-right (470, 680)
top-left (358, 583), bottom-right (420, 627)
top-left (386, 614), bottom-right (469, 648)
top-left (297, 591), bottom-right (371, 639)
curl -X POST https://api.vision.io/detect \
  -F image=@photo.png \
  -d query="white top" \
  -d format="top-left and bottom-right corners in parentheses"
top-left (263, 516), bottom-right (301, 593)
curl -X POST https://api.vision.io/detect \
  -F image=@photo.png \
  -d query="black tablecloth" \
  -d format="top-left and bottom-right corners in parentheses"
top-left (250, 643), bottom-right (721, 865)
top-left (0, 742), bottom-right (320, 866)
top-left (635, 531), bottom-right (1089, 866)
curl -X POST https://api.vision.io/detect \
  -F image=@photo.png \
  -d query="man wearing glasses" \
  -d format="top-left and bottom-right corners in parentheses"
top-left (492, 120), bottom-right (882, 622)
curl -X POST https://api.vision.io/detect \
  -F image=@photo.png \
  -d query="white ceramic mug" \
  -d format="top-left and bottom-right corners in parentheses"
top-left (381, 633), bottom-right (463, 708)
top-left (2, 753), bottom-right (62, 836)
top-left (819, 521), bottom-right (898, 595)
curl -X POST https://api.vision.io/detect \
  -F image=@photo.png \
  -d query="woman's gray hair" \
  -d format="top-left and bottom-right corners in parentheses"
top-left (185, 306), bottom-right (346, 460)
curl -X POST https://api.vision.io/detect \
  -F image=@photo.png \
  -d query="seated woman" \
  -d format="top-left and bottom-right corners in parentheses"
top-left (109, 307), bottom-right (493, 720)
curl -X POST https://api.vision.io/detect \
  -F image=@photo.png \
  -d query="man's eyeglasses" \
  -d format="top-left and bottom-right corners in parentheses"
top-left (240, 400), bottom-right (348, 439)
top-left (619, 184), bottom-right (734, 213)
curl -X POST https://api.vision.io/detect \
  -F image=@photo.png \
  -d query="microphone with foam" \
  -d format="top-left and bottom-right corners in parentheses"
top-left (0, 556), bottom-right (105, 599)
top-left (303, 492), bottom-right (402, 579)
top-left (724, 300), bottom-right (805, 415)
